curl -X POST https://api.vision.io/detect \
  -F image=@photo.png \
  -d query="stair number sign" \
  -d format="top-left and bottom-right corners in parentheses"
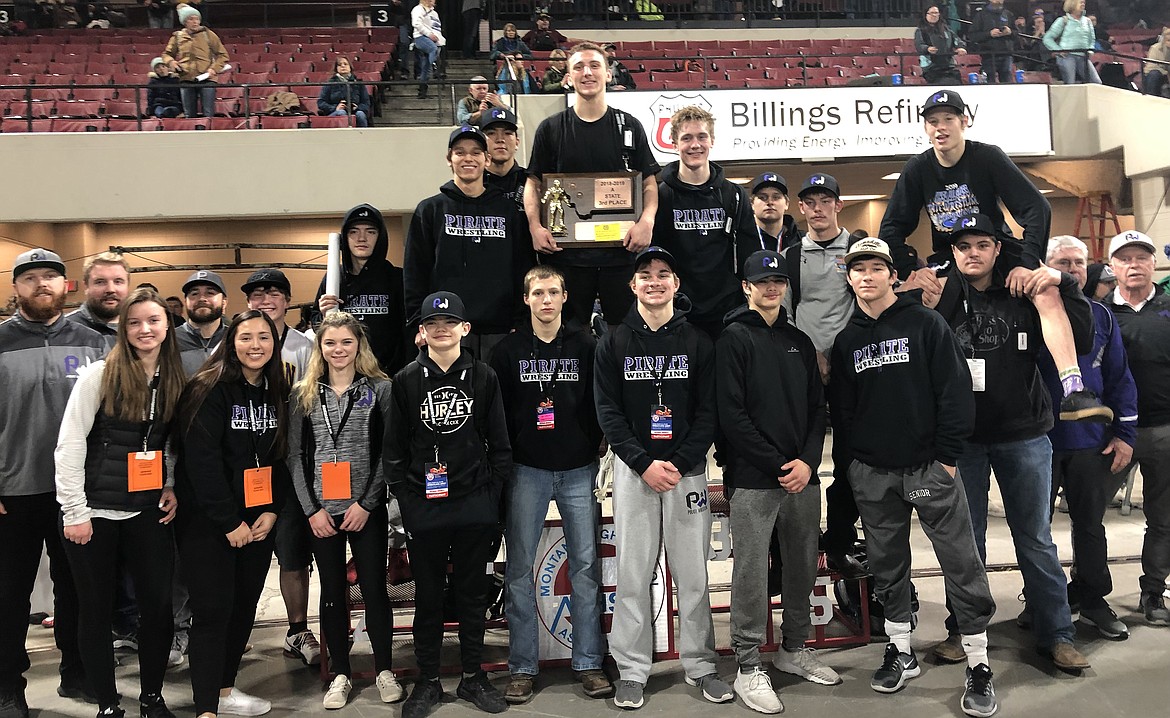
top-left (370, 4), bottom-right (392, 25)
top-left (0, 6), bottom-right (16, 23)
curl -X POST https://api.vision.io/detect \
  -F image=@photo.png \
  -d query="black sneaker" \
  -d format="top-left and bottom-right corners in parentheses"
top-left (826, 552), bottom-right (869, 580)
top-left (58, 677), bottom-right (98, 705)
top-left (403, 679), bottom-right (445, 718)
top-left (456, 672), bottom-right (508, 714)
top-left (1140, 593), bottom-right (1170, 627)
top-left (961, 664), bottom-right (998, 717)
top-left (870, 643), bottom-right (921, 693)
top-left (0, 688), bottom-right (29, 718)
top-left (138, 693), bottom-right (175, 718)
top-left (1059, 391), bottom-right (1113, 422)
top-left (97, 706), bottom-right (126, 718)
top-left (417, 85), bottom-right (429, 99)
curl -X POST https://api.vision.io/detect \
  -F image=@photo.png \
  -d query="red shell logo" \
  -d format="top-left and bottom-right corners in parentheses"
top-left (647, 93), bottom-right (712, 154)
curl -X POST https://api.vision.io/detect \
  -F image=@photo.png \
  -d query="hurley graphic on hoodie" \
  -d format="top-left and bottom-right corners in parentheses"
top-left (490, 323), bottom-right (602, 471)
top-left (594, 297), bottom-right (716, 475)
top-left (385, 348), bottom-right (512, 533)
top-left (830, 294), bottom-right (975, 469)
top-left (716, 305), bottom-right (826, 492)
top-left (404, 181), bottom-right (534, 336)
top-left (652, 160), bottom-right (757, 328)
top-left (313, 204), bottom-right (409, 376)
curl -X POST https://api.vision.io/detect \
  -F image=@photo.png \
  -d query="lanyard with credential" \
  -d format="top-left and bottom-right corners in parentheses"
top-left (140, 370), bottom-right (160, 452)
top-left (532, 329), bottom-right (563, 401)
top-left (246, 378), bottom-right (270, 469)
top-left (626, 330), bottom-right (680, 406)
top-left (757, 225), bottom-right (779, 252)
top-left (318, 387), bottom-right (357, 464)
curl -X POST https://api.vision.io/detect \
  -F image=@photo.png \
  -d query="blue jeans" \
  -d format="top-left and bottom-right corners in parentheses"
top-left (1145, 70), bottom-right (1168, 96)
top-left (957, 434), bottom-right (1075, 647)
top-left (180, 83), bottom-right (216, 118)
top-left (328, 108), bottom-right (368, 127)
top-left (1055, 53), bottom-right (1101, 84)
top-left (414, 36), bottom-right (439, 84)
top-left (504, 462), bottom-right (604, 675)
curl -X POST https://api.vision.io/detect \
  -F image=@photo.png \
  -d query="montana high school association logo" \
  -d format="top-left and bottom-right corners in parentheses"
top-left (648, 94), bottom-right (713, 153)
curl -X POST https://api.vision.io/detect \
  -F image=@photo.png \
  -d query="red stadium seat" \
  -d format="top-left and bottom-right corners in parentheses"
top-left (259, 115), bottom-right (310, 129)
top-left (1, 118), bottom-right (53, 132)
top-left (161, 118), bottom-right (214, 131)
top-left (308, 115), bottom-right (350, 128)
top-left (54, 101), bottom-right (100, 117)
top-left (103, 99), bottom-right (145, 118)
top-left (107, 118), bottom-right (162, 131)
top-left (52, 118), bottom-right (105, 132)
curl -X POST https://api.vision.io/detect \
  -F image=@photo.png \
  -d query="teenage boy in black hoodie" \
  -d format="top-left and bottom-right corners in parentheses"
top-left (315, 204), bottom-right (409, 375)
top-left (479, 107), bottom-right (527, 216)
top-left (928, 213), bottom-right (1092, 673)
top-left (651, 105), bottom-right (756, 340)
top-left (879, 90), bottom-right (1108, 423)
top-left (594, 246), bottom-right (731, 710)
top-left (748, 172), bottom-right (800, 252)
top-left (830, 237), bottom-right (997, 718)
top-left (489, 265), bottom-right (612, 704)
top-left (386, 291), bottom-right (512, 718)
top-left (405, 125), bottom-right (533, 362)
top-left (717, 250), bottom-right (837, 716)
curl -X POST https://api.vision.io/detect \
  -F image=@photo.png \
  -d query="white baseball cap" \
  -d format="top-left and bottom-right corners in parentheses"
top-left (1107, 231), bottom-right (1156, 259)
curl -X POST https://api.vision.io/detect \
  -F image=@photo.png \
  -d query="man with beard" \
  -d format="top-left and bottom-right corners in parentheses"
top-left (65, 252), bottom-right (130, 344)
top-left (0, 249), bottom-right (107, 718)
top-left (175, 270), bottom-right (229, 377)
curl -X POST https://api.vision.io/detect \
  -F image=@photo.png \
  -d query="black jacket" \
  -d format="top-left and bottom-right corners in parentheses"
top-left (1107, 290), bottom-right (1170, 428)
top-left (831, 295), bottom-right (975, 468)
top-left (969, 3), bottom-right (1017, 54)
top-left (385, 349), bottom-right (512, 533)
top-left (716, 305), bottom-right (825, 491)
top-left (490, 323), bottom-right (601, 471)
top-left (404, 181), bottom-right (534, 335)
top-left (653, 161), bottom-right (757, 327)
top-left (594, 297), bottom-right (716, 475)
top-left (934, 269), bottom-right (1092, 444)
top-left (316, 75), bottom-right (371, 116)
top-left (147, 75), bottom-right (182, 113)
top-left (313, 204), bottom-right (409, 376)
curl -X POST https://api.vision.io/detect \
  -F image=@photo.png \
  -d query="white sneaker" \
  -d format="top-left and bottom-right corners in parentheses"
top-left (167, 631), bottom-right (189, 668)
top-left (772, 647), bottom-right (842, 686)
top-left (376, 670), bottom-right (405, 703)
top-left (283, 630), bottom-right (321, 666)
top-left (734, 667), bottom-right (783, 714)
top-left (323, 675), bottom-right (352, 710)
top-left (218, 689), bottom-right (272, 716)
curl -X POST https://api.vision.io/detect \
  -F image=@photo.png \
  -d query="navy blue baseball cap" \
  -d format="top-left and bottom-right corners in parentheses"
top-left (478, 106), bottom-right (518, 131)
top-left (743, 250), bottom-right (789, 282)
top-left (421, 291), bottom-right (466, 322)
top-left (950, 213), bottom-right (998, 243)
top-left (798, 173), bottom-right (840, 199)
top-left (750, 172), bottom-right (788, 196)
top-left (448, 125), bottom-right (487, 149)
top-left (633, 246), bottom-right (679, 274)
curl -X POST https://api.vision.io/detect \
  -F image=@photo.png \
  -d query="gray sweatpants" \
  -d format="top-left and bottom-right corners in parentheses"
top-left (849, 460), bottom-right (995, 634)
top-left (610, 457), bottom-right (717, 683)
top-left (729, 486), bottom-right (820, 667)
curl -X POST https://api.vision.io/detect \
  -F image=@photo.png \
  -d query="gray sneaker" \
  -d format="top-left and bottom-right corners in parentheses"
top-left (961, 664), bottom-right (998, 717)
top-left (613, 680), bottom-right (644, 710)
top-left (772, 647), bottom-right (842, 686)
top-left (1141, 593), bottom-right (1170, 627)
top-left (684, 673), bottom-right (734, 703)
top-left (1079, 605), bottom-right (1129, 640)
top-left (871, 643), bottom-right (920, 693)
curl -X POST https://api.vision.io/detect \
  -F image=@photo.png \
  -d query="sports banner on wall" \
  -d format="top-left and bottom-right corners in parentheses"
top-left (572, 85), bottom-right (1053, 164)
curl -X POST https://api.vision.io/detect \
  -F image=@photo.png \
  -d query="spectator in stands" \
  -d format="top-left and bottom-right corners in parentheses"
top-left (1043, 0), bottom-right (1102, 84)
top-left (916, 5), bottom-right (967, 84)
top-left (1017, 11), bottom-right (1053, 72)
top-left (542, 48), bottom-right (569, 92)
top-left (317, 56), bottom-right (370, 127)
top-left (411, 0), bottom-right (445, 100)
top-left (389, 0), bottom-right (411, 79)
top-left (603, 43), bottom-right (637, 90)
top-left (161, 4), bottom-right (228, 118)
top-left (749, 173), bottom-right (800, 251)
top-left (462, 0), bottom-right (481, 59)
top-left (969, 0), bottom-right (1017, 83)
top-left (490, 23), bottom-right (533, 60)
top-left (456, 77), bottom-right (503, 126)
top-left (522, 12), bottom-right (567, 51)
top-left (145, 0), bottom-right (174, 29)
top-left (497, 52), bottom-right (541, 94)
top-left (1088, 15), bottom-right (1113, 51)
top-left (1143, 26), bottom-right (1170, 97)
top-left (148, 57), bottom-right (183, 119)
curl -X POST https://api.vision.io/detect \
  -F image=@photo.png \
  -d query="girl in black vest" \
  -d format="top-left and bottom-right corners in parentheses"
top-left (56, 288), bottom-right (187, 718)
top-left (173, 310), bottom-right (290, 718)
top-left (288, 312), bottom-right (399, 710)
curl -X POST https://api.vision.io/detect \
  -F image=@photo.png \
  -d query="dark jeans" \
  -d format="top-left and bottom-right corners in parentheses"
top-left (311, 504), bottom-right (393, 677)
top-left (981, 53), bottom-right (1015, 84)
top-left (923, 62), bottom-right (963, 85)
top-left (1051, 447), bottom-right (1126, 609)
top-left (1134, 423), bottom-right (1170, 598)
top-left (0, 492), bottom-right (83, 693)
top-left (461, 8), bottom-right (481, 58)
top-left (62, 513), bottom-right (174, 707)
top-left (406, 524), bottom-right (500, 679)
top-left (1145, 70), bottom-right (1168, 97)
top-left (180, 83), bottom-right (216, 118)
top-left (177, 514), bottom-right (274, 716)
top-left (548, 262), bottom-right (636, 327)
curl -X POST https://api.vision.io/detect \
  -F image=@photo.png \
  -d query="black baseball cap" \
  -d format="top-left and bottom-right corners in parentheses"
top-left (478, 106), bottom-right (518, 131)
top-left (633, 246), bottom-right (678, 274)
top-left (950, 213), bottom-right (998, 243)
top-left (12, 248), bottom-right (66, 280)
top-left (182, 270), bottom-right (226, 295)
top-left (921, 89), bottom-right (967, 116)
top-left (743, 250), bottom-right (789, 282)
top-left (750, 172), bottom-right (788, 196)
top-left (448, 125), bottom-right (487, 149)
top-left (798, 173), bottom-right (840, 199)
top-left (420, 291), bottom-right (466, 322)
top-left (241, 268), bottom-right (291, 296)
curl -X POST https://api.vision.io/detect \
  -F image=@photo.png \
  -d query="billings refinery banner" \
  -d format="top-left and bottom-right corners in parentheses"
top-left (572, 84), bottom-right (1052, 164)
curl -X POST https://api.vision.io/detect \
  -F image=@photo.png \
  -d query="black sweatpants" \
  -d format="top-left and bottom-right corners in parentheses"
top-left (406, 524), bottom-right (500, 679)
top-left (61, 512), bottom-right (174, 707)
top-left (176, 514), bottom-right (274, 715)
top-left (550, 262), bottom-right (636, 327)
top-left (311, 504), bottom-right (393, 677)
top-left (0, 492), bottom-right (83, 693)
top-left (823, 427), bottom-right (861, 557)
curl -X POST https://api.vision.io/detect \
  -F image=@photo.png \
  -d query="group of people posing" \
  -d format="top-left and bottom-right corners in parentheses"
top-left (1, 41), bottom-right (1167, 718)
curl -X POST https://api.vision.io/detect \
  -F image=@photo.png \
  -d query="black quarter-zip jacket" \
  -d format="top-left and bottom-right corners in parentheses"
top-left (716, 304), bottom-right (826, 491)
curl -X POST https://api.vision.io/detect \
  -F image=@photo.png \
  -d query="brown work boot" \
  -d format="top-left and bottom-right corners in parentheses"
top-left (1049, 641), bottom-right (1091, 671)
top-left (576, 669), bottom-right (614, 698)
top-left (931, 634), bottom-right (966, 664)
top-left (504, 674), bottom-right (533, 704)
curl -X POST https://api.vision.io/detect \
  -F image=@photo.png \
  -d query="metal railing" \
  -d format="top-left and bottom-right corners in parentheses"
top-left (490, 0), bottom-right (921, 28)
